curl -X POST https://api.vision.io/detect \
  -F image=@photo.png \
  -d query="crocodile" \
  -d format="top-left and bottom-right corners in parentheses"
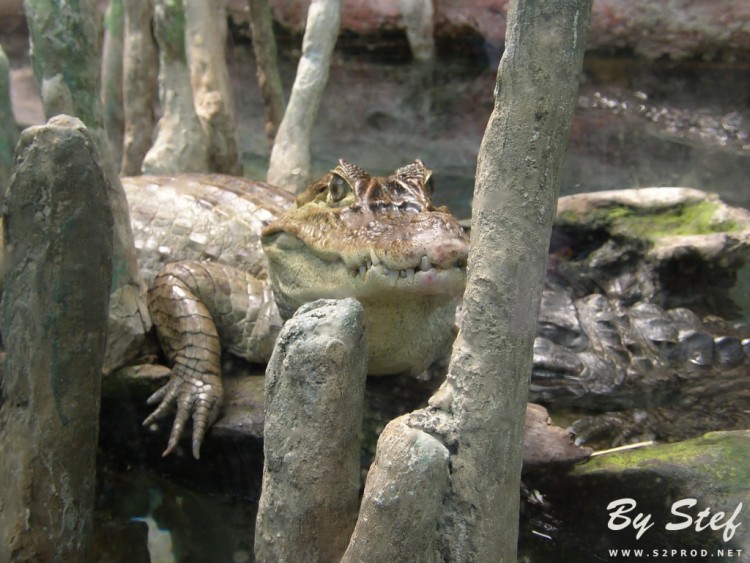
top-left (124, 161), bottom-right (468, 457)
top-left (529, 190), bottom-right (750, 446)
top-left (123, 167), bottom-right (750, 458)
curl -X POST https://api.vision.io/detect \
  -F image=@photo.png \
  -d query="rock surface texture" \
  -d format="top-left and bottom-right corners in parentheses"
top-left (528, 431), bottom-right (750, 557)
top-left (254, 298), bottom-right (367, 563)
top-left (0, 116), bottom-right (113, 563)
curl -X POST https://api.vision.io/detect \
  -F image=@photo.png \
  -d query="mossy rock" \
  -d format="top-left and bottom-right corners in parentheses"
top-left (576, 430), bottom-right (750, 490)
top-left (527, 431), bottom-right (750, 560)
top-left (556, 188), bottom-right (750, 265)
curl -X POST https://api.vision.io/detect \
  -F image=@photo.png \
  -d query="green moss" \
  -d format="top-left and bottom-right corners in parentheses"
top-left (103, 0), bottom-right (123, 37)
top-left (155, 0), bottom-right (187, 60)
top-left (559, 200), bottom-right (741, 243)
top-left (575, 431), bottom-right (750, 490)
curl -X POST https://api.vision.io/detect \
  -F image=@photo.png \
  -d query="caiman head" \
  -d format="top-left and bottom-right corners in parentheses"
top-left (261, 160), bottom-right (469, 376)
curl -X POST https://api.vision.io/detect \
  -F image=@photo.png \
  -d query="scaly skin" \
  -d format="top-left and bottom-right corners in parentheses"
top-left (145, 261), bottom-right (282, 458)
top-left (125, 161), bottom-right (469, 458)
top-left (124, 173), bottom-right (294, 286)
top-left (123, 166), bottom-right (750, 456)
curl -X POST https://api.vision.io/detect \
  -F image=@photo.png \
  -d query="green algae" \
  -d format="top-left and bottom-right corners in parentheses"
top-left (575, 431), bottom-right (750, 491)
top-left (558, 199), bottom-right (741, 244)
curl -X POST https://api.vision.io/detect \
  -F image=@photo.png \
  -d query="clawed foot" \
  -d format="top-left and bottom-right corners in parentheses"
top-left (142, 367), bottom-right (223, 459)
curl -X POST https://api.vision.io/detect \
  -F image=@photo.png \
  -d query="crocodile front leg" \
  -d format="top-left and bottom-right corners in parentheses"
top-left (144, 260), bottom-right (282, 458)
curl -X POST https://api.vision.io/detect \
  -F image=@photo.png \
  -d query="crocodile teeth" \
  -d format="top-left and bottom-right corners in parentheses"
top-left (383, 268), bottom-right (398, 285)
top-left (370, 249), bottom-right (380, 266)
top-left (405, 268), bottom-right (415, 283)
top-left (419, 255), bottom-right (431, 271)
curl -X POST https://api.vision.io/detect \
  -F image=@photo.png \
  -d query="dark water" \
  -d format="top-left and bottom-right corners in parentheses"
top-left (99, 47), bottom-right (750, 561)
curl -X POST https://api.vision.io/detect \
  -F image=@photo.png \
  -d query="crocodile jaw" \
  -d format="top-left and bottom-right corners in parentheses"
top-left (263, 232), bottom-right (465, 306)
top-left (262, 231), bottom-right (465, 375)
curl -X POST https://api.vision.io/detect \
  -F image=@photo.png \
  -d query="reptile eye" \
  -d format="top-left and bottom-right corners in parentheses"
top-left (328, 174), bottom-right (351, 202)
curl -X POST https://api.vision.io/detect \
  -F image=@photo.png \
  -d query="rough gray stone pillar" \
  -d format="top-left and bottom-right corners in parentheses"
top-left (254, 298), bottom-right (367, 563)
top-left (342, 415), bottom-right (449, 563)
top-left (24, 0), bottom-right (152, 372)
top-left (0, 115), bottom-right (113, 562)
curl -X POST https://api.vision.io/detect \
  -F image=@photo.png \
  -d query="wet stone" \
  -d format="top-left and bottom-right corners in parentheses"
top-left (677, 332), bottom-right (715, 366)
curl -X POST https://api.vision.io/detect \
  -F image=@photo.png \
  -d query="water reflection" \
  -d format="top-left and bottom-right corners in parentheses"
top-left (96, 462), bottom-right (257, 562)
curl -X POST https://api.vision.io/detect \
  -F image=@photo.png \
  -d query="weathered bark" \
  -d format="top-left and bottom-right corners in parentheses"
top-left (101, 0), bottom-right (124, 166)
top-left (338, 1), bottom-right (591, 560)
top-left (0, 115), bottom-right (113, 563)
top-left (267, 0), bottom-right (340, 194)
top-left (255, 299), bottom-right (366, 563)
top-left (25, 0), bottom-right (101, 125)
top-left (248, 0), bottom-right (286, 144)
top-left (436, 1), bottom-right (592, 559)
top-left (0, 44), bottom-right (17, 199)
top-left (399, 0), bottom-right (435, 60)
top-left (24, 0), bottom-right (152, 373)
top-left (121, 0), bottom-right (158, 176)
top-left (142, 0), bottom-right (210, 174)
top-left (185, 0), bottom-right (242, 175)
top-left (342, 416), bottom-right (449, 563)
